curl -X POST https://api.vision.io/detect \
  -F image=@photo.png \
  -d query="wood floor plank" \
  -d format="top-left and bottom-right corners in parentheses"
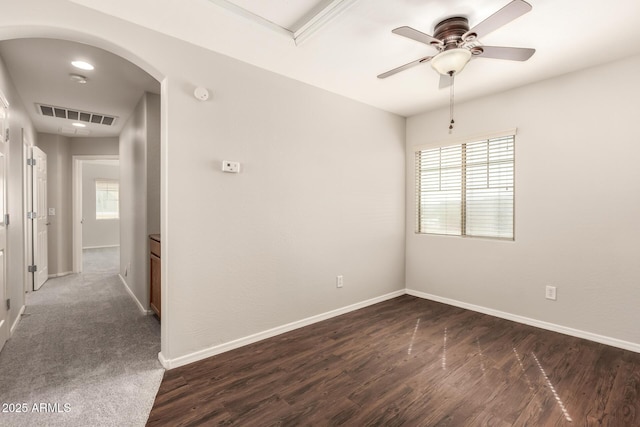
top-left (147, 296), bottom-right (640, 426)
top-left (601, 355), bottom-right (640, 426)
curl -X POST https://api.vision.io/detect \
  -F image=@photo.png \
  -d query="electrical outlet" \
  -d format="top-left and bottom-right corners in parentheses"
top-left (222, 161), bottom-right (240, 173)
top-left (545, 285), bottom-right (557, 301)
top-left (336, 275), bottom-right (343, 288)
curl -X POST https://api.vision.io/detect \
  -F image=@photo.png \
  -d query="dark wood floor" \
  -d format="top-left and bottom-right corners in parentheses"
top-left (147, 295), bottom-right (640, 426)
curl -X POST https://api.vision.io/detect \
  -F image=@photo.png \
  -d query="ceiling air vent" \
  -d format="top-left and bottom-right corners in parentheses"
top-left (36, 103), bottom-right (118, 126)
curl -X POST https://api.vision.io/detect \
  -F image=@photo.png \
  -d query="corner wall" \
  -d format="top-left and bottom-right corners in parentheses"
top-left (119, 92), bottom-right (159, 310)
top-left (406, 54), bottom-right (640, 348)
top-left (37, 133), bottom-right (72, 276)
top-left (146, 93), bottom-right (160, 236)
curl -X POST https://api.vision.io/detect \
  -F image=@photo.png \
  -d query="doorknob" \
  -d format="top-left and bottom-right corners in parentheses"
top-left (46, 222), bottom-right (51, 226)
top-left (81, 219), bottom-right (84, 224)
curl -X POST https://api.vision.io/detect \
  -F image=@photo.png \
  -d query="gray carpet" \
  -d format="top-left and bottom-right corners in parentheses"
top-left (82, 247), bottom-right (120, 274)
top-left (0, 249), bottom-right (164, 426)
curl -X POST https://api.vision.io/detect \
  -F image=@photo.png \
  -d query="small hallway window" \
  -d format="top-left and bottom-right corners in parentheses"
top-left (96, 179), bottom-right (119, 220)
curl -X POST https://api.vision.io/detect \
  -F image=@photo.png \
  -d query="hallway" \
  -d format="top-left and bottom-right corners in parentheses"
top-left (82, 247), bottom-right (120, 274)
top-left (0, 249), bottom-right (163, 426)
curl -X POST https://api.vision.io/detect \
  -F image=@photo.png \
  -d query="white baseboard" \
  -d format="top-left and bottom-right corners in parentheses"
top-left (48, 271), bottom-right (73, 278)
top-left (159, 289), bottom-right (405, 370)
top-left (118, 274), bottom-right (152, 316)
top-left (406, 289), bottom-right (640, 354)
top-left (10, 305), bottom-right (26, 336)
top-left (158, 352), bottom-right (169, 369)
top-left (158, 287), bottom-right (639, 370)
top-left (83, 245), bottom-right (120, 250)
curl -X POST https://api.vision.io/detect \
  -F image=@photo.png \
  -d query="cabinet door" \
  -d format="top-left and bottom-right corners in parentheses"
top-left (150, 253), bottom-right (161, 318)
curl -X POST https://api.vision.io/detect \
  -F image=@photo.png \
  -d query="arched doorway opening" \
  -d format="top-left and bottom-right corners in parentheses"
top-left (0, 29), bottom-right (168, 425)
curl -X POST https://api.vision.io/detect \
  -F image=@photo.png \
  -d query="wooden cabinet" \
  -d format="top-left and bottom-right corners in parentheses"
top-left (149, 234), bottom-right (161, 319)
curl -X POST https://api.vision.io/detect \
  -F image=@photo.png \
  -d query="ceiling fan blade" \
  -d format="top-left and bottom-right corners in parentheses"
top-left (439, 74), bottom-right (453, 89)
top-left (392, 26), bottom-right (443, 49)
top-left (463, 0), bottom-right (532, 40)
top-left (377, 56), bottom-right (433, 79)
top-left (476, 46), bottom-right (535, 61)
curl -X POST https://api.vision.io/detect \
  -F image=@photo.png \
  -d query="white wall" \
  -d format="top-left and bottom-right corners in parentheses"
top-left (164, 65), bottom-right (406, 362)
top-left (0, 53), bottom-right (36, 333)
top-left (71, 136), bottom-right (118, 156)
top-left (406, 55), bottom-right (640, 347)
top-left (119, 92), bottom-right (159, 310)
top-left (37, 135), bottom-right (118, 275)
top-left (37, 133), bottom-right (71, 276)
top-left (0, 1), bottom-right (407, 364)
top-left (81, 161), bottom-right (119, 248)
top-left (6, 2), bottom-right (635, 366)
top-left (146, 93), bottom-right (160, 236)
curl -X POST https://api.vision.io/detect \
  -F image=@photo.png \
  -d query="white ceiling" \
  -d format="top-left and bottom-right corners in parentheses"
top-left (10, 0), bottom-right (640, 121)
top-left (224, 0), bottom-right (329, 30)
top-left (66, 0), bottom-right (640, 117)
top-left (0, 38), bottom-right (159, 137)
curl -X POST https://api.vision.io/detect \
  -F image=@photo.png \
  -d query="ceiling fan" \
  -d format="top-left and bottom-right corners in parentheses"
top-left (378, 0), bottom-right (536, 86)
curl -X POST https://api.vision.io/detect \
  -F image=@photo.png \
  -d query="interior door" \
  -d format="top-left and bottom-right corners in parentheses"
top-left (0, 97), bottom-right (8, 352)
top-left (31, 146), bottom-right (48, 290)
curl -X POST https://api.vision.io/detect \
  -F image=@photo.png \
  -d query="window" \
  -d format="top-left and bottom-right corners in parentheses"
top-left (96, 179), bottom-right (119, 220)
top-left (415, 134), bottom-right (514, 239)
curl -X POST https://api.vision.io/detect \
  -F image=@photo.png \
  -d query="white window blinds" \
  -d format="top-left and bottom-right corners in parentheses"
top-left (96, 179), bottom-right (119, 220)
top-left (416, 134), bottom-right (514, 239)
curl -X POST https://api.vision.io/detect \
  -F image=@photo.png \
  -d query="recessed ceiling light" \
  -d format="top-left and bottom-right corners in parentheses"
top-left (71, 60), bottom-right (94, 71)
top-left (72, 122), bottom-right (86, 128)
top-left (69, 74), bottom-right (88, 84)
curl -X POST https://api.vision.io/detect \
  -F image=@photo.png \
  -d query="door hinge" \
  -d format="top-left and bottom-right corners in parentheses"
top-left (27, 158), bottom-right (36, 166)
top-left (3, 213), bottom-right (8, 225)
top-left (5, 128), bottom-right (8, 142)
top-left (27, 211), bottom-right (36, 220)
top-left (6, 299), bottom-right (9, 310)
top-left (28, 265), bottom-right (37, 273)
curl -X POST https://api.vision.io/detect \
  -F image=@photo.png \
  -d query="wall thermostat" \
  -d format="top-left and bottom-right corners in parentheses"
top-left (194, 86), bottom-right (210, 101)
top-left (222, 161), bottom-right (240, 173)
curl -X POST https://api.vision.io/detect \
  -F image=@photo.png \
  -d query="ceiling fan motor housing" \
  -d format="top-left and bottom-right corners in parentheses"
top-left (434, 17), bottom-right (470, 50)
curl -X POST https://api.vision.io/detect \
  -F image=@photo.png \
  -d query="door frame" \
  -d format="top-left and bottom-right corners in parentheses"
top-left (71, 155), bottom-right (119, 273)
top-left (0, 89), bottom-right (8, 352)
top-left (22, 132), bottom-right (30, 293)
top-left (30, 146), bottom-right (48, 289)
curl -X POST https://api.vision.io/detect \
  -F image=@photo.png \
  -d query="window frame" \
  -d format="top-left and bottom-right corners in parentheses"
top-left (414, 130), bottom-right (516, 241)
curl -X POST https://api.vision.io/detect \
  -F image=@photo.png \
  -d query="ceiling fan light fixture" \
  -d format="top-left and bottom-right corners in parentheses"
top-left (430, 48), bottom-right (472, 76)
top-left (71, 60), bottom-right (94, 71)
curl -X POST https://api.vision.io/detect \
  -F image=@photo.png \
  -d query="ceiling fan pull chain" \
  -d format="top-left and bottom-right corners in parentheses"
top-left (449, 71), bottom-right (455, 132)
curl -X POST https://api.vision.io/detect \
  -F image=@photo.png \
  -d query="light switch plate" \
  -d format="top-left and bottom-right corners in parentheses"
top-left (48, 208), bottom-right (56, 216)
top-left (545, 285), bottom-right (557, 301)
